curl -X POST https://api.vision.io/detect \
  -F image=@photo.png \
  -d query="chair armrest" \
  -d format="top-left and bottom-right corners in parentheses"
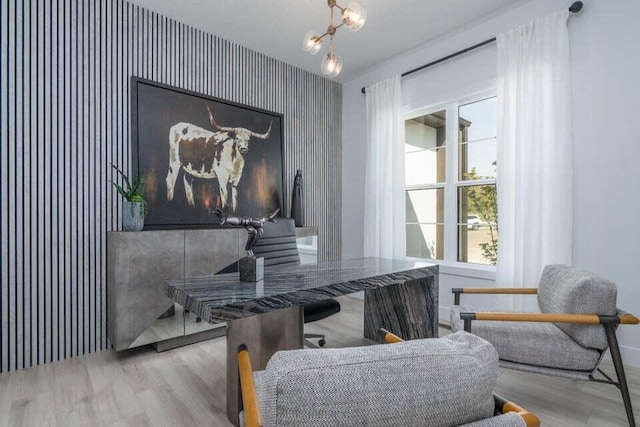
top-left (458, 312), bottom-right (640, 332)
top-left (618, 313), bottom-right (640, 324)
top-left (237, 344), bottom-right (262, 427)
top-left (452, 288), bottom-right (537, 305)
top-left (378, 328), bottom-right (404, 343)
top-left (494, 394), bottom-right (540, 427)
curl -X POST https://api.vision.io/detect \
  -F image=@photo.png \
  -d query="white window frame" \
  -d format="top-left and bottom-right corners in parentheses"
top-left (403, 89), bottom-right (497, 274)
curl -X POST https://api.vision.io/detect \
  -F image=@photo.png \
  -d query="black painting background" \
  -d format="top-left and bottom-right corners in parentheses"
top-left (134, 81), bottom-right (284, 228)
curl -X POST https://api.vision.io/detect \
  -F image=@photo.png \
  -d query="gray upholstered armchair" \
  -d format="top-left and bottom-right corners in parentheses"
top-left (450, 264), bottom-right (639, 427)
top-left (237, 330), bottom-right (540, 427)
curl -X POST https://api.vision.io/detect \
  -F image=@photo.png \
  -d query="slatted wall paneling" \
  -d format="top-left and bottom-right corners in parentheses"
top-left (0, 0), bottom-right (342, 373)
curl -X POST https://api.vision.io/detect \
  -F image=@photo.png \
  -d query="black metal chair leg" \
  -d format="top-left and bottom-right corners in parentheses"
top-left (604, 324), bottom-right (636, 427)
top-left (463, 318), bottom-right (472, 333)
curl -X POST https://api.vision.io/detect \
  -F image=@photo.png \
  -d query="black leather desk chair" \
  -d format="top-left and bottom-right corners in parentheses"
top-left (253, 218), bottom-right (341, 348)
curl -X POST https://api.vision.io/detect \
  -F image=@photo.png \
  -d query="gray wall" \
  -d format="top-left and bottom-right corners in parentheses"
top-left (0, 0), bottom-right (342, 373)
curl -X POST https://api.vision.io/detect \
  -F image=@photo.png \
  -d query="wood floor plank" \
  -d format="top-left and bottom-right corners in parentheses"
top-left (107, 412), bottom-right (153, 427)
top-left (8, 391), bottom-right (57, 427)
top-left (137, 387), bottom-right (201, 427)
top-left (0, 295), bottom-right (637, 426)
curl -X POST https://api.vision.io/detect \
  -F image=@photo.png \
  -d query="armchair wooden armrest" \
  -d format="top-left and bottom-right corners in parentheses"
top-left (378, 328), bottom-right (404, 344)
top-left (493, 394), bottom-right (541, 427)
top-left (377, 329), bottom-right (541, 427)
top-left (452, 288), bottom-right (537, 305)
top-left (458, 311), bottom-right (640, 332)
top-left (238, 344), bottom-right (262, 427)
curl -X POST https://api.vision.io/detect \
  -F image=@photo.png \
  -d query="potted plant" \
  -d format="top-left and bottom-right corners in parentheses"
top-left (110, 164), bottom-right (147, 231)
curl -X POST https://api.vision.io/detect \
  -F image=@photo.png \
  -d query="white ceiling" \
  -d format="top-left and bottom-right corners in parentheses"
top-left (128, 0), bottom-right (524, 83)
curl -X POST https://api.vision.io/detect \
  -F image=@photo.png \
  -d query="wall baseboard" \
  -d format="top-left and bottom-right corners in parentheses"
top-left (602, 345), bottom-right (640, 369)
top-left (439, 306), bottom-right (451, 326)
top-left (620, 345), bottom-right (640, 368)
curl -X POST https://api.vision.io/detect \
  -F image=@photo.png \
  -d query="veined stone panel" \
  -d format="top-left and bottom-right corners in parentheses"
top-left (0, 0), bottom-right (342, 373)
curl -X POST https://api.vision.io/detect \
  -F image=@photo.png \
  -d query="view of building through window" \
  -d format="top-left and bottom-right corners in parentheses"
top-left (405, 111), bottom-right (446, 260)
top-left (405, 96), bottom-right (497, 265)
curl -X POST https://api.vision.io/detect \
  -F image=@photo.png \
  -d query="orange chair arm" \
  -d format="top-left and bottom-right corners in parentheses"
top-left (238, 345), bottom-right (262, 427)
top-left (461, 312), bottom-right (640, 325)
top-left (378, 328), bottom-right (404, 343)
top-left (619, 314), bottom-right (640, 324)
top-left (495, 394), bottom-right (541, 427)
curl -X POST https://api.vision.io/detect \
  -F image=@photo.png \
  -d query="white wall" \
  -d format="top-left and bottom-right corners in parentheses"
top-left (342, 0), bottom-right (640, 366)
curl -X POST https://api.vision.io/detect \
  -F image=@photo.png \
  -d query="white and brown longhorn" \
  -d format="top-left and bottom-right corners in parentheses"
top-left (165, 105), bottom-right (272, 210)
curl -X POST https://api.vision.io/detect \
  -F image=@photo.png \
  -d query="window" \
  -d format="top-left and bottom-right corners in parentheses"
top-left (404, 95), bottom-right (497, 265)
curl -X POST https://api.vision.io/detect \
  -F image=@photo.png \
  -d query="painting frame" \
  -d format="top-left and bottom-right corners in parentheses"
top-left (130, 77), bottom-right (285, 230)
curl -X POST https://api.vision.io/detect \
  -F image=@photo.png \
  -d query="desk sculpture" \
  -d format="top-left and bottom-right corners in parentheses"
top-left (214, 207), bottom-right (280, 282)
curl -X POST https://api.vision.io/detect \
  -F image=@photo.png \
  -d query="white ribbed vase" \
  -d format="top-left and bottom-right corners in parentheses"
top-left (122, 201), bottom-right (145, 231)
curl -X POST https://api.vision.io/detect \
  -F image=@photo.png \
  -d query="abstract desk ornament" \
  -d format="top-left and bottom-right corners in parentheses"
top-left (214, 207), bottom-right (280, 282)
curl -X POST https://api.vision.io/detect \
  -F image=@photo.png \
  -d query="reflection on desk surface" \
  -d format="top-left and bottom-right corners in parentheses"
top-left (130, 303), bottom-right (222, 348)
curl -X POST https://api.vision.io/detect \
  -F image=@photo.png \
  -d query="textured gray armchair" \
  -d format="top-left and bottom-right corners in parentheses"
top-left (237, 331), bottom-right (540, 427)
top-left (450, 264), bottom-right (639, 427)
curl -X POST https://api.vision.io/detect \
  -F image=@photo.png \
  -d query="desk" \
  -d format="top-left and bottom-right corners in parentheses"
top-left (166, 258), bottom-right (438, 425)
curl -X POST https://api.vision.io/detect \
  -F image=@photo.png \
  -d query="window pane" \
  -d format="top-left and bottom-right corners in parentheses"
top-left (406, 189), bottom-right (444, 224)
top-left (457, 185), bottom-right (498, 265)
top-left (405, 148), bottom-right (446, 185)
top-left (459, 97), bottom-right (496, 182)
top-left (457, 225), bottom-right (498, 265)
top-left (459, 97), bottom-right (497, 143)
top-left (404, 111), bottom-right (447, 185)
top-left (406, 224), bottom-right (444, 260)
top-left (405, 110), bottom-right (447, 152)
top-left (459, 139), bottom-right (496, 180)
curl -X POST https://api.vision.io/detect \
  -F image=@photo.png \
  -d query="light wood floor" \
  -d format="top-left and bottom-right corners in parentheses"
top-left (0, 295), bottom-right (637, 426)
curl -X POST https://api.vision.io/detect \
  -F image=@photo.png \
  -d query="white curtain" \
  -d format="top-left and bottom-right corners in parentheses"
top-left (364, 75), bottom-right (404, 258)
top-left (496, 10), bottom-right (573, 309)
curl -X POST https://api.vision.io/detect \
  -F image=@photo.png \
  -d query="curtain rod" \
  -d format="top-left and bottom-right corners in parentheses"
top-left (360, 1), bottom-right (584, 94)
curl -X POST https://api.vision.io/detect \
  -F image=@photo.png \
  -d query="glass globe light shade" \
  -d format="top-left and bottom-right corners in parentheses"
top-left (302, 31), bottom-right (323, 54)
top-left (328, 58), bottom-right (343, 78)
top-left (321, 51), bottom-right (343, 77)
top-left (342, 3), bottom-right (366, 32)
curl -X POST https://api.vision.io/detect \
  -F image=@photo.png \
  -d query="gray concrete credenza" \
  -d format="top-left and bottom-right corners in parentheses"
top-left (107, 227), bottom-right (318, 352)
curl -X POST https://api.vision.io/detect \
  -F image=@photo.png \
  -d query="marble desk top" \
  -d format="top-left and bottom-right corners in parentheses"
top-left (166, 258), bottom-right (438, 324)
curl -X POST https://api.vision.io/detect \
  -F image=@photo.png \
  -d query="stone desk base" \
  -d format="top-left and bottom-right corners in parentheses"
top-left (364, 276), bottom-right (438, 342)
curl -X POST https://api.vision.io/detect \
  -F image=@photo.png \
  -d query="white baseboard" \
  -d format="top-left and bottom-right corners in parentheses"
top-left (602, 344), bottom-right (640, 369)
top-left (439, 305), bottom-right (451, 326)
top-left (620, 345), bottom-right (640, 368)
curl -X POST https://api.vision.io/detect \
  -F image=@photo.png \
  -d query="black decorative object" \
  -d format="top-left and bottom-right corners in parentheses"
top-left (291, 170), bottom-right (304, 227)
top-left (214, 207), bottom-right (280, 282)
top-left (239, 257), bottom-right (264, 282)
top-left (131, 77), bottom-right (284, 230)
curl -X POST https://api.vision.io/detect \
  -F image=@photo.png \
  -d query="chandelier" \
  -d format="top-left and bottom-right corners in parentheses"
top-left (302, 0), bottom-right (367, 78)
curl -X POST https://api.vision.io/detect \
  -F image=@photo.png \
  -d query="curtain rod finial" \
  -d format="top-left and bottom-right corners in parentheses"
top-left (569, 1), bottom-right (583, 14)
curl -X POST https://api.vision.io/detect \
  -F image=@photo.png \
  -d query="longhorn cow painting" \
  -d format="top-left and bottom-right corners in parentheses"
top-left (131, 78), bottom-right (284, 229)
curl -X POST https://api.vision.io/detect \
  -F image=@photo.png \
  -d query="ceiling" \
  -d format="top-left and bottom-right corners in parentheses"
top-left (128, 0), bottom-right (523, 83)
